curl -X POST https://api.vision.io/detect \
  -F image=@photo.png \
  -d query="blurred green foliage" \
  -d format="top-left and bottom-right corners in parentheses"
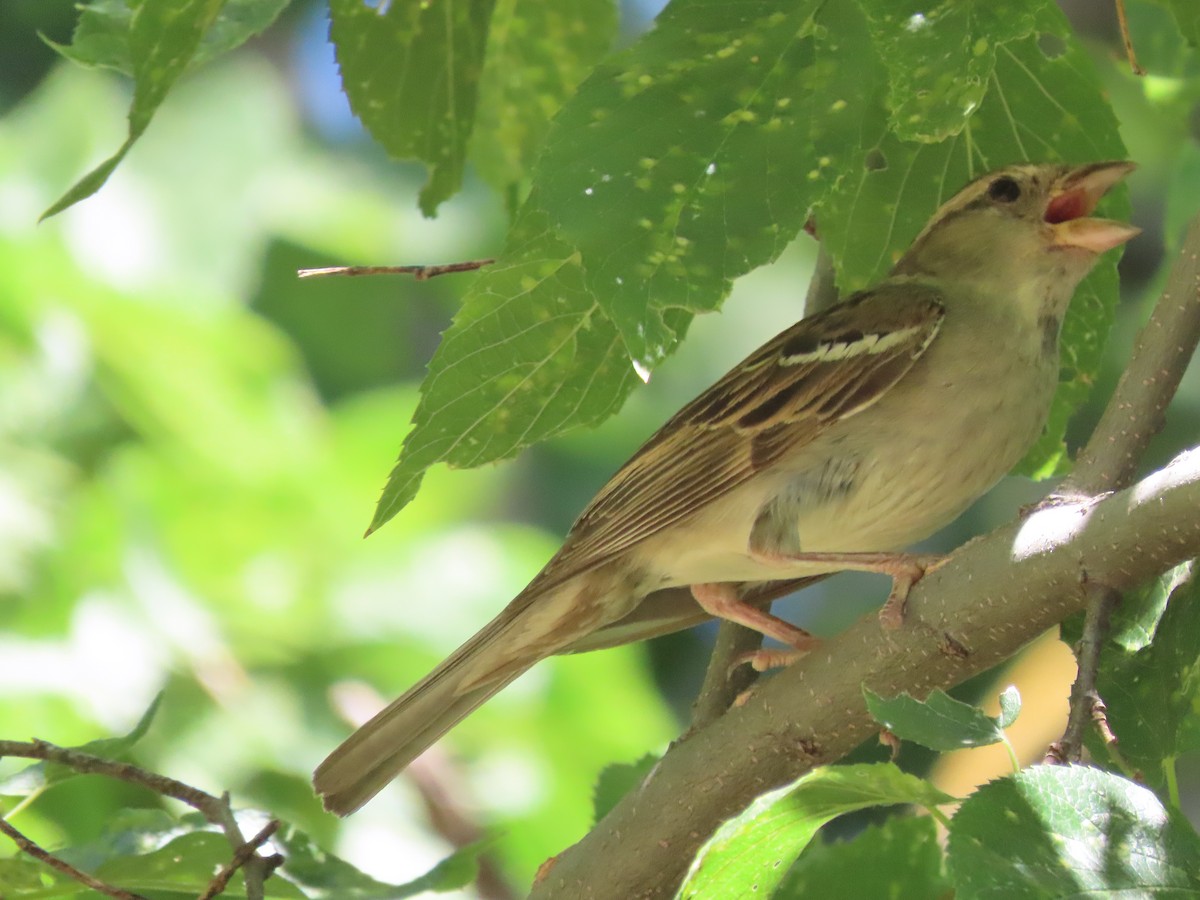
top-left (0, 0), bottom-right (1198, 897)
top-left (0, 18), bottom-right (675, 893)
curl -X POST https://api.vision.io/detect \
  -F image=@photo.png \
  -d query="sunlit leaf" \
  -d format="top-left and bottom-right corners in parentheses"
top-left (948, 767), bottom-right (1200, 897)
top-left (43, 0), bottom-right (228, 218)
top-left (329, 0), bottom-right (495, 216)
top-left (472, 0), bottom-right (618, 196)
top-left (678, 764), bottom-right (952, 898)
top-left (783, 815), bottom-right (949, 898)
top-left (865, 688), bottom-right (1011, 751)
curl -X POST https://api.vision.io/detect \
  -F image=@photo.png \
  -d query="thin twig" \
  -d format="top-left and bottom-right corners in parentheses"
top-left (1114, 0), bottom-right (1146, 76)
top-left (198, 819), bottom-right (282, 900)
top-left (1044, 581), bottom-right (1121, 764)
top-left (0, 816), bottom-right (148, 900)
top-left (689, 622), bottom-right (764, 732)
top-left (0, 740), bottom-right (224, 817)
top-left (297, 259), bottom-right (495, 281)
top-left (0, 740), bottom-right (283, 900)
top-left (209, 792), bottom-right (274, 900)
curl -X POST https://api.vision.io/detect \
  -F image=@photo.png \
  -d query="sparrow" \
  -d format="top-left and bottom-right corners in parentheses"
top-left (315, 161), bottom-right (1138, 814)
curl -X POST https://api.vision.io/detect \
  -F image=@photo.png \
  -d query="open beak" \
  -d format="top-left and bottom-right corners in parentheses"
top-left (1045, 161), bottom-right (1140, 254)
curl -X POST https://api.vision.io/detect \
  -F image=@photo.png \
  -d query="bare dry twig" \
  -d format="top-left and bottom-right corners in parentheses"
top-left (0, 740), bottom-right (283, 900)
top-left (198, 819), bottom-right (282, 900)
top-left (297, 259), bottom-right (495, 280)
top-left (0, 816), bottom-right (148, 900)
top-left (1044, 581), bottom-right (1120, 764)
top-left (1114, 0), bottom-right (1146, 76)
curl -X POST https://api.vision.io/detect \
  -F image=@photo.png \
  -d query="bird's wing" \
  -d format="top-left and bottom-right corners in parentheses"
top-left (525, 281), bottom-right (946, 596)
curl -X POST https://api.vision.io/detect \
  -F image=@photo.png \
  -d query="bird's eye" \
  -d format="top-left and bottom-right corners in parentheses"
top-left (987, 176), bottom-right (1021, 203)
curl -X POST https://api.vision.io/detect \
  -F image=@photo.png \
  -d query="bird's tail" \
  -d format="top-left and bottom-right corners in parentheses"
top-left (314, 673), bottom-right (519, 815)
top-left (314, 574), bottom-right (621, 815)
top-left (313, 607), bottom-right (545, 815)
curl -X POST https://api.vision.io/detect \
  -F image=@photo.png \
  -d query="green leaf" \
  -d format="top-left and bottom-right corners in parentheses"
top-left (863, 0), bottom-right (1038, 143)
top-left (947, 767), bottom-right (1200, 897)
top-left (49, 0), bottom-right (289, 75)
top-left (677, 763), bottom-right (953, 898)
top-left (472, 0), bottom-right (617, 196)
top-left (537, 0), bottom-right (826, 367)
top-left (593, 754), bottom-right (659, 824)
top-left (865, 687), bottom-right (1008, 751)
top-left (272, 822), bottom-right (496, 898)
top-left (75, 692), bottom-right (163, 761)
top-left (1164, 0), bottom-right (1200, 46)
top-left (0, 857), bottom-right (52, 893)
top-left (370, 197), bottom-right (640, 531)
top-left (47, 0), bottom-right (134, 73)
top-left (0, 694), bottom-right (162, 798)
top-left (1069, 561), bottom-right (1190, 654)
top-left (783, 815), bottom-right (950, 899)
top-left (40, 138), bottom-right (135, 220)
top-left (1089, 567), bottom-right (1200, 781)
top-left (392, 839), bottom-right (494, 896)
top-left (94, 829), bottom-right (305, 899)
top-left (997, 685), bottom-right (1022, 729)
top-left (43, 0), bottom-right (227, 218)
top-left (329, 0), bottom-right (496, 217)
top-left (370, 0), bottom-right (1128, 527)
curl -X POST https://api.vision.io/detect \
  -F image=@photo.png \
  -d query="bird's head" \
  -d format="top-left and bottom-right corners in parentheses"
top-left (894, 161), bottom-right (1139, 296)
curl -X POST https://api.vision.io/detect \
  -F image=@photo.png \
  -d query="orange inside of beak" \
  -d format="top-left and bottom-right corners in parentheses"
top-left (1044, 189), bottom-right (1091, 224)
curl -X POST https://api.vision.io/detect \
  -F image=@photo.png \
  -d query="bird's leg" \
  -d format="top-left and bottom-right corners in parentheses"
top-left (749, 550), bottom-right (948, 628)
top-left (691, 582), bottom-right (818, 673)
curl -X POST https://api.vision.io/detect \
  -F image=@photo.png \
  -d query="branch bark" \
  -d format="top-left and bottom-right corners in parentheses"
top-left (0, 741), bottom-right (281, 900)
top-left (533, 449), bottom-right (1200, 898)
top-left (0, 816), bottom-right (148, 900)
top-left (531, 216), bottom-right (1200, 900)
top-left (1063, 214), bottom-right (1200, 495)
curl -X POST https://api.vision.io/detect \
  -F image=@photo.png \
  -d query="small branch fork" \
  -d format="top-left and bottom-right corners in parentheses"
top-left (297, 258), bottom-right (495, 281)
top-left (1044, 581), bottom-right (1121, 765)
top-left (0, 739), bottom-right (283, 900)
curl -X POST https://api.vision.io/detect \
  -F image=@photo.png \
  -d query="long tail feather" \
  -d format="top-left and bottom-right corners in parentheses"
top-left (315, 574), bottom-right (623, 814)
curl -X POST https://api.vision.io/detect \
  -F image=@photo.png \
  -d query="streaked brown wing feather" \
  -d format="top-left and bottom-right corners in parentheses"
top-left (529, 282), bottom-right (946, 595)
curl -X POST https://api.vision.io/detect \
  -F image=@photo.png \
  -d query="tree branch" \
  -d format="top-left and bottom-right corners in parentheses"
top-left (1046, 212), bottom-right (1200, 758)
top-left (1063, 213), bottom-right (1200, 495)
top-left (532, 449), bottom-right (1200, 898)
top-left (198, 819), bottom-right (282, 900)
top-left (0, 816), bottom-right (148, 900)
top-left (0, 741), bottom-right (281, 900)
top-left (1044, 581), bottom-right (1120, 764)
